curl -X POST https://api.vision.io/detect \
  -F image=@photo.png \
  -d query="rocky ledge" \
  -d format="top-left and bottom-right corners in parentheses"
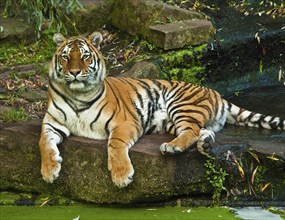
top-left (0, 120), bottom-right (284, 205)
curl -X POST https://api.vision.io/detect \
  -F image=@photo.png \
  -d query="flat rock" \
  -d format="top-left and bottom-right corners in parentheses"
top-left (0, 120), bottom-right (210, 204)
top-left (111, 0), bottom-right (204, 36)
top-left (111, 0), bottom-right (211, 49)
top-left (148, 19), bottom-right (214, 50)
top-left (1, 120), bottom-right (284, 204)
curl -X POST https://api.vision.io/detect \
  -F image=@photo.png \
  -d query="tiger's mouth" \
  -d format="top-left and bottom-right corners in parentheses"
top-left (64, 72), bottom-right (94, 91)
top-left (64, 71), bottom-right (88, 82)
top-left (67, 79), bottom-right (87, 91)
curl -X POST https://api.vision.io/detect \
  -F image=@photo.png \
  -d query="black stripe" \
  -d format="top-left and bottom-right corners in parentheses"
top-left (278, 119), bottom-right (284, 130)
top-left (105, 111), bottom-right (116, 136)
top-left (219, 100), bottom-right (226, 120)
top-left (166, 85), bottom-right (199, 110)
top-left (43, 122), bottom-right (67, 139)
top-left (174, 115), bottom-right (204, 128)
top-left (146, 125), bottom-right (157, 134)
top-left (269, 117), bottom-right (278, 129)
top-left (51, 99), bottom-right (67, 121)
top-left (152, 79), bottom-right (163, 89)
top-left (133, 100), bottom-right (145, 129)
top-left (90, 102), bottom-right (108, 130)
top-left (76, 87), bottom-right (105, 113)
top-left (105, 80), bottom-right (121, 106)
top-left (108, 137), bottom-right (129, 145)
top-left (49, 82), bottom-right (77, 112)
top-left (166, 123), bottom-right (176, 134)
top-left (165, 82), bottom-right (183, 102)
top-left (247, 112), bottom-right (258, 124)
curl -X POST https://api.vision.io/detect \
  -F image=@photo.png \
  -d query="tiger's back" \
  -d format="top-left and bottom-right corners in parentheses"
top-left (102, 77), bottom-right (228, 137)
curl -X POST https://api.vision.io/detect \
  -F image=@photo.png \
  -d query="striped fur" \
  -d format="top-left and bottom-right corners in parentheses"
top-left (39, 32), bottom-right (285, 188)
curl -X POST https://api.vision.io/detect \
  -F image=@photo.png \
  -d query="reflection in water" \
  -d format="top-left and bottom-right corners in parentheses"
top-left (232, 207), bottom-right (283, 220)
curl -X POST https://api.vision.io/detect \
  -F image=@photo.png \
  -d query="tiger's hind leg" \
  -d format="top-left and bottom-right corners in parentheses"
top-left (197, 128), bottom-right (215, 155)
top-left (160, 119), bottom-right (199, 154)
top-left (160, 127), bottom-right (200, 155)
top-left (160, 127), bottom-right (215, 155)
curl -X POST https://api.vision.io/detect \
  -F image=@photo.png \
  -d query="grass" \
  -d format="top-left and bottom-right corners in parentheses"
top-left (0, 205), bottom-right (243, 220)
top-left (1, 107), bottom-right (28, 122)
top-left (0, 36), bottom-right (55, 66)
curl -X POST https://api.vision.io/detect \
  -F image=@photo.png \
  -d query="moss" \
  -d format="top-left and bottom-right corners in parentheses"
top-left (166, 67), bottom-right (205, 84)
top-left (162, 44), bottom-right (206, 66)
top-left (111, 0), bottom-right (164, 36)
top-left (0, 192), bottom-right (21, 205)
top-left (160, 44), bottom-right (208, 84)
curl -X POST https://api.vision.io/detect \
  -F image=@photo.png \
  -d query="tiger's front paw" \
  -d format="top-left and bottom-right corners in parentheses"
top-left (41, 149), bottom-right (62, 183)
top-left (197, 128), bottom-right (215, 155)
top-left (160, 143), bottom-right (183, 155)
top-left (108, 158), bottom-right (134, 188)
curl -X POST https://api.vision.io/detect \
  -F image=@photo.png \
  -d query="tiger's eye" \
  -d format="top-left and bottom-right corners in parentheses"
top-left (61, 54), bottom-right (69, 60)
top-left (82, 54), bottom-right (90, 60)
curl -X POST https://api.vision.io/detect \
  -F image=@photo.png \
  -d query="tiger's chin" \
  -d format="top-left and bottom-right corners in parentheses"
top-left (68, 81), bottom-right (89, 92)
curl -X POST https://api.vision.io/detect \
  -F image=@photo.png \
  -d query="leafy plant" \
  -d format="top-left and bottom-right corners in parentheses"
top-left (1, 107), bottom-right (28, 122)
top-left (204, 157), bottom-right (228, 206)
top-left (230, 0), bottom-right (285, 18)
top-left (2, 0), bottom-right (83, 38)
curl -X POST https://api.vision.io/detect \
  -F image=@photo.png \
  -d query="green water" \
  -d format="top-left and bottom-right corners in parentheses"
top-left (0, 205), bottom-right (242, 220)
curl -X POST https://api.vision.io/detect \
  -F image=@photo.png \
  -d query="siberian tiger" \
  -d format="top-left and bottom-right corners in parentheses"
top-left (39, 31), bottom-right (285, 188)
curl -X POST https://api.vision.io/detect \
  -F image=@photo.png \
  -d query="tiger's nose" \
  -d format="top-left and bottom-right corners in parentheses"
top-left (69, 69), bottom-right (81, 76)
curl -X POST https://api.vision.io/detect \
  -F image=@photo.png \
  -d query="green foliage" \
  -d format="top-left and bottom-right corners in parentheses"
top-left (1, 107), bottom-right (28, 122)
top-left (140, 40), bottom-right (158, 51)
top-left (160, 44), bottom-right (207, 84)
top-left (2, 0), bottom-right (83, 38)
top-left (161, 0), bottom-right (284, 18)
top-left (204, 157), bottom-right (228, 206)
top-left (231, 0), bottom-right (285, 18)
top-left (0, 30), bottom-right (56, 66)
top-left (0, 192), bottom-right (21, 205)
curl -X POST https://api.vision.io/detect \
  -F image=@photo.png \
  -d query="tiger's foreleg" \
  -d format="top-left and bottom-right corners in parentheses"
top-left (39, 115), bottom-right (69, 183)
top-left (107, 124), bottom-right (142, 188)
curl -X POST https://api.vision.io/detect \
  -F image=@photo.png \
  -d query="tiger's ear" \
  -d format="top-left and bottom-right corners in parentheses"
top-left (88, 31), bottom-right (103, 49)
top-left (53, 33), bottom-right (66, 47)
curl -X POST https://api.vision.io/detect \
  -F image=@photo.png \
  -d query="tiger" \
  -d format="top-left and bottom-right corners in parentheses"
top-left (39, 31), bottom-right (285, 188)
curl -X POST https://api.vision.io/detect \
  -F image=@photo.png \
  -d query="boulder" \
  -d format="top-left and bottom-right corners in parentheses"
top-left (119, 61), bottom-right (160, 79)
top-left (111, 0), bottom-right (214, 49)
top-left (0, 120), bottom-right (210, 204)
top-left (111, 0), bottom-right (204, 36)
top-left (74, 0), bottom-right (114, 33)
top-left (1, 120), bottom-right (285, 204)
top-left (0, 17), bottom-right (35, 44)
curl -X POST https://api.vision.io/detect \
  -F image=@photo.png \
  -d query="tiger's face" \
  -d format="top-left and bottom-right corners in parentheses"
top-left (50, 32), bottom-right (106, 92)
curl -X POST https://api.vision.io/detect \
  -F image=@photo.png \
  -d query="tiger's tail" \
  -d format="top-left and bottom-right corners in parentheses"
top-left (226, 102), bottom-right (285, 130)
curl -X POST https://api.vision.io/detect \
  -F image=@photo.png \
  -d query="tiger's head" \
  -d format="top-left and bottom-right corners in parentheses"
top-left (50, 31), bottom-right (106, 92)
